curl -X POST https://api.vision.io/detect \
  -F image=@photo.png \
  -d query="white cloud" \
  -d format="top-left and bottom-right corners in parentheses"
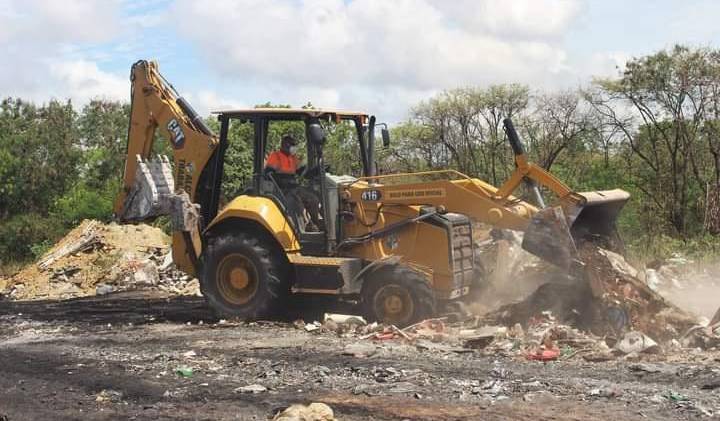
top-left (49, 60), bottom-right (127, 103)
top-left (185, 90), bottom-right (248, 116)
top-left (2, 0), bottom-right (120, 45)
top-left (436, 0), bottom-right (580, 40)
top-left (171, 0), bottom-right (582, 120)
top-left (0, 0), bottom-right (125, 105)
top-left (173, 0), bottom-right (578, 89)
top-left (585, 51), bottom-right (629, 79)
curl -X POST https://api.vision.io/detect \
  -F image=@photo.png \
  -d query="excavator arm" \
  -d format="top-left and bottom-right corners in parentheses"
top-left (115, 60), bottom-right (220, 273)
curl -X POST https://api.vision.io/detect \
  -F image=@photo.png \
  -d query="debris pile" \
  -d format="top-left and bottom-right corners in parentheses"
top-left (579, 244), bottom-right (699, 341)
top-left (0, 220), bottom-right (200, 301)
top-left (477, 243), bottom-right (711, 348)
top-left (308, 241), bottom-right (720, 359)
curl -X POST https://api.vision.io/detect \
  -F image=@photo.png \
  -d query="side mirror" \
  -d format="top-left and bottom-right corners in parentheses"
top-left (381, 128), bottom-right (390, 148)
top-left (308, 122), bottom-right (326, 146)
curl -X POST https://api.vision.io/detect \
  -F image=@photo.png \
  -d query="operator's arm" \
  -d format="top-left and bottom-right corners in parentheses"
top-left (264, 151), bottom-right (281, 175)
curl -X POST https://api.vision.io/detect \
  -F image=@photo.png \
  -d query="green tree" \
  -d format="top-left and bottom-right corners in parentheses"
top-left (587, 45), bottom-right (720, 236)
top-left (0, 98), bottom-right (80, 218)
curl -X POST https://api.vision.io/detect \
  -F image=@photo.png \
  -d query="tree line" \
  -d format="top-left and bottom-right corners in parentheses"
top-left (2, 45), bottom-right (719, 266)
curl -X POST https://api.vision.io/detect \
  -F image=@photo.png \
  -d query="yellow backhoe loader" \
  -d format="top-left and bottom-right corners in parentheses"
top-left (116, 60), bottom-right (629, 326)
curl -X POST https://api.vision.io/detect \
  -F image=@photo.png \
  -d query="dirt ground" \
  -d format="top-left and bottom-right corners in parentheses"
top-left (1, 291), bottom-right (719, 421)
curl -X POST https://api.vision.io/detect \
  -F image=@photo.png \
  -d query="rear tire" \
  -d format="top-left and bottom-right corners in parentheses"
top-left (200, 233), bottom-right (287, 320)
top-left (361, 265), bottom-right (436, 327)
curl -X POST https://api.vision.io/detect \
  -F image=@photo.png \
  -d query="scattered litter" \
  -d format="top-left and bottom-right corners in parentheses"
top-left (95, 283), bottom-right (114, 296)
top-left (525, 347), bottom-right (560, 361)
top-left (663, 391), bottom-right (690, 402)
top-left (588, 386), bottom-right (623, 398)
top-left (305, 322), bottom-right (321, 332)
top-left (323, 313), bottom-right (366, 326)
top-left (234, 384), bottom-right (267, 394)
top-left (461, 325), bottom-right (504, 349)
top-left (175, 367), bottom-right (194, 378)
top-left (615, 331), bottom-right (660, 354)
top-left (95, 389), bottom-right (123, 404)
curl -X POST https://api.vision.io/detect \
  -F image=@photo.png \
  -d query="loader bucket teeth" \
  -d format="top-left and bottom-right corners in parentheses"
top-left (522, 206), bottom-right (577, 269)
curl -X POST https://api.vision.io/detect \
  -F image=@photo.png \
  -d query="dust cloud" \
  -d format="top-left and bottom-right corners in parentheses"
top-left (646, 260), bottom-right (720, 320)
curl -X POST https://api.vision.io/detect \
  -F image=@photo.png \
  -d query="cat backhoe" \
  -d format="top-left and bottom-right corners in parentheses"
top-left (116, 60), bottom-right (629, 326)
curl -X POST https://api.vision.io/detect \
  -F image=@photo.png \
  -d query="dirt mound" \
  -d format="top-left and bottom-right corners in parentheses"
top-left (1, 220), bottom-right (199, 301)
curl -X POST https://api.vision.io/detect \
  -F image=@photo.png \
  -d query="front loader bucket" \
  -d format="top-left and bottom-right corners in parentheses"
top-left (521, 189), bottom-right (630, 268)
top-left (570, 189), bottom-right (630, 247)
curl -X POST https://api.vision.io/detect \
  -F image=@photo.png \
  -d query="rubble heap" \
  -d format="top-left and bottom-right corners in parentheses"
top-left (483, 243), bottom-right (702, 343)
top-left (0, 220), bottom-right (200, 301)
top-left (579, 243), bottom-right (699, 341)
top-left (305, 240), bottom-right (719, 358)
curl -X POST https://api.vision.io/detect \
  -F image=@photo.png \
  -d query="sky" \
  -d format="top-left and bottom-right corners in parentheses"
top-left (1, 0), bottom-right (719, 122)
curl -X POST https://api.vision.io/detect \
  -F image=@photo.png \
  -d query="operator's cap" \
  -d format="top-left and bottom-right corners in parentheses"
top-left (281, 134), bottom-right (298, 145)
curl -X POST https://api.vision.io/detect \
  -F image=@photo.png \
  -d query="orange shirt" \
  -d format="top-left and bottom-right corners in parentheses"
top-left (265, 150), bottom-right (299, 174)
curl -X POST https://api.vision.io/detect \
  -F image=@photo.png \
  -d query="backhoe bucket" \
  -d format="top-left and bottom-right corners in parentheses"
top-left (118, 155), bottom-right (201, 232)
top-left (118, 155), bottom-right (175, 222)
top-left (522, 189), bottom-right (630, 268)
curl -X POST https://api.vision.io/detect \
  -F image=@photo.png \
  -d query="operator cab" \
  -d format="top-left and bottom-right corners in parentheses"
top-left (211, 108), bottom-right (388, 255)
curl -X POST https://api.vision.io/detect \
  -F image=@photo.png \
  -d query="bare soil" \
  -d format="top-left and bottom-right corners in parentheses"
top-left (1, 291), bottom-right (719, 420)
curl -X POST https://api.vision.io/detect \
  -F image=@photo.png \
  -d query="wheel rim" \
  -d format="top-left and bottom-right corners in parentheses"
top-left (216, 253), bottom-right (259, 305)
top-left (372, 284), bottom-right (414, 326)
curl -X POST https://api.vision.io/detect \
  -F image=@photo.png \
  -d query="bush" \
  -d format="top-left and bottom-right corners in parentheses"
top-left (51, 181), bottom-right (116, 227)
top-left (626, 233), bottom-right (720, 264)
top-left (0, 213), bottom-right (63, 265)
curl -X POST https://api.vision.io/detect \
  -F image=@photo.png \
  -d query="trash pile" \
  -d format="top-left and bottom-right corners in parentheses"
top-left (302, 241), bottom-right (720, 360)
top-left (463, 312), bottom-right (665, 362)
top-left (477, 243), bottom-right (717, 347)
top-left (310, 307), bottom-right (718, 364)
top-left (578, 243), bottom-right (699, 341)
top-left (0, 220), bottom-right (200, 301)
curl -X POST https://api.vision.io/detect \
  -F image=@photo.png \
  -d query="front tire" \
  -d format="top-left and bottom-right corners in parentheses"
top-left (200, 233), bottom-right (286, 320)
top-left (361, 265), bottom-right (436, 327)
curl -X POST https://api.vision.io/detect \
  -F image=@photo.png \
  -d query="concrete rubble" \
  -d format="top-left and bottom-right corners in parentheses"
top-left (0, 219), bottom-right (200, 301)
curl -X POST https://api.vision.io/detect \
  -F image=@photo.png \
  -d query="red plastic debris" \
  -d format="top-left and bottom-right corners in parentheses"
top-left (525, 347), bottom-right (560, 361)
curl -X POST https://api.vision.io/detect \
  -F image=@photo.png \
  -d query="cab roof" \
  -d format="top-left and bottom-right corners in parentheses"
top-left (212, 108), bottom-right (368, 121)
